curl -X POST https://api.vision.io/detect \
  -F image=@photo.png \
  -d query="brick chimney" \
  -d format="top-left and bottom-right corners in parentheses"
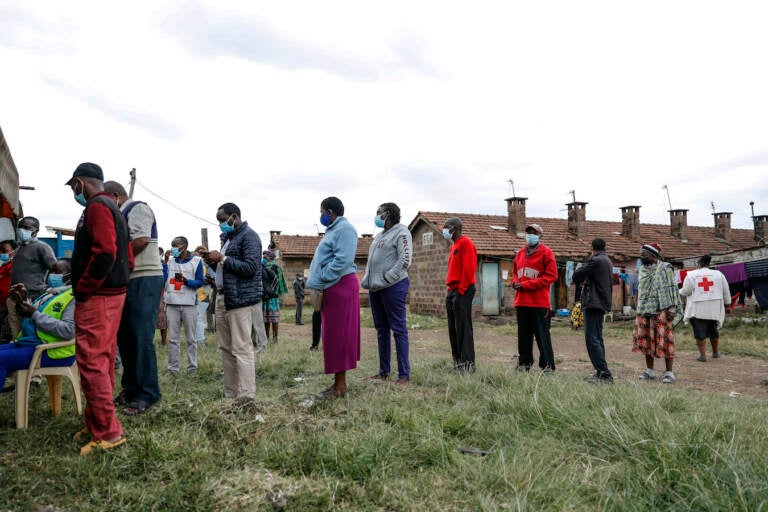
top-left (620, 206), bottom-right (641, 240)
top-left (668, 209), bottom-right (688, 240)
top-left (713, 212), bottom-right (733, 242)
top-left (566, 202), bottom-right (588, 237)
top-left (505, 197), bottom-right (527, 235)
top-left (753, 214), bottom-right (768, 245)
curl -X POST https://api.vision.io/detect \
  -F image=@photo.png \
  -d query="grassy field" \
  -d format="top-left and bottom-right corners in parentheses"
top-left (1, 310), bottom-right (767, 511)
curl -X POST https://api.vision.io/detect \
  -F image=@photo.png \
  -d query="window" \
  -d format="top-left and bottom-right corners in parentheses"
top-left (422, 232), bottom-right (433, 246)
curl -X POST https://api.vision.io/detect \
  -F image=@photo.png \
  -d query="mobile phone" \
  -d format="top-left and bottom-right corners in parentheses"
top-left (174, 272), bottom-right (183, 281)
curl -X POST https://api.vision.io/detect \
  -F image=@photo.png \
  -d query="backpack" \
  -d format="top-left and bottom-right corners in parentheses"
top-left (262, 265), bottom-right (279, 300)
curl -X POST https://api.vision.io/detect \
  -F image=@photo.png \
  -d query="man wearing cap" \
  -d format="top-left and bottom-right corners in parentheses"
top-left (511, 223), bottom-right (558, 372)
top-left (572, 238), bottom-right (614, 382)
top-left (103, 181), bottom-right (164, 415)
top-left (443, 217), bottom-right (478, 372)
top-left (632, 243), bottom-right (682, 384)
top-left (679, 254), bottom-right (730, 362)
top-left (66, 162), bottom-right (132, 455)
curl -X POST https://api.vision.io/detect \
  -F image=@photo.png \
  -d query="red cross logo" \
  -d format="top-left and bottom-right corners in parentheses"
top-left (170, 277), bottom-right (184, 291)
top-left (697, 277), bottom-right (714, 292)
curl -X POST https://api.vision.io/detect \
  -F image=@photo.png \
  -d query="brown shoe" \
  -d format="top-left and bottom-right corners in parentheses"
top-left (394, 378), bottom-right (410, 386)
top-left (365, 374), bottom-right (388, 381)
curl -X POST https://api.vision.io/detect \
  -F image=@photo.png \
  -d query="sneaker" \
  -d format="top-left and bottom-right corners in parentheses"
top-left (541, 367), bottom-right (555, 375)
top-left (712, 352), bottom-right (721, 359)
top-left (638, 370), bottom-right (656, 380)
top-left (661, 372), bottom-right (676, 384)
top-left (696, 355), bottom-right (707, 362)
top-left (187, 368), bottom-right (198, 377)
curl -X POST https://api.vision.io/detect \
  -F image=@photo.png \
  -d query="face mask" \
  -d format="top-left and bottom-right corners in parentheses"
top-left (320, 212), bottom-right (333, 227)
top-left (73, 180), bottom-right (87, 207)
top-left (442, 228), bottom-right (453, 240)
top-left (171, 247), bottom-right (181, 258)
top-left (374, 215), bottom-right (386, 228)
top-left (0, 254), bottom-right (9, 263)
top-left (48, 274), bottom-right (65, 289)
top-left (525, 234), bottom-right (540, 246)
top-left (219, 214), bottom-right (235, 233)
top-left (17, 228), bottom-right (33, 242)
top-left (262, 258), bottom-right (267, 264)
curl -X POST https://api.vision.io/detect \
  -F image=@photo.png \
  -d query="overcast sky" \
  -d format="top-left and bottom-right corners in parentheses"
top-left (1, 0), bottom-right (766, 249)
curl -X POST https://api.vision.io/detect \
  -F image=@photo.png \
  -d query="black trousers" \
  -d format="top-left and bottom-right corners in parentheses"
top-left (446, 285), bottom-right (475, 368)
top-left (295, 296), bottom-right (304, 324)
top-left (584, 308), bottom-right (612, 378)
top-left (311, 310), bottom-right (322, 348)
top-left (517, 306), bottom-right (555, 370)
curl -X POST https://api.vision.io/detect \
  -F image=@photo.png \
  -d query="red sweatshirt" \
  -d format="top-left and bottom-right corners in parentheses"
top-left (445, 236), bottom-right (477, 294)
top-left (511, 243), bottom-right (557, 308)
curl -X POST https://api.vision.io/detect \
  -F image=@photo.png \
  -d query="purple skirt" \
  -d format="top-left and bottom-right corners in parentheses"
top-left (321, 273), bottom-right (361, 374)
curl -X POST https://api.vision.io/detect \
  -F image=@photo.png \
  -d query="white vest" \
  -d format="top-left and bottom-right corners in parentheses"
top-left (165, 256), bottom-right (201, 306)
top-left (686, 268), bottom-right (726, 303)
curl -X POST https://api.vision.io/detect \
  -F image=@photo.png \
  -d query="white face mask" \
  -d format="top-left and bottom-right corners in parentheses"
top-left (442, 228), bottom-right (453, 240)
top-left (17, 228), bottom-right (33, 242)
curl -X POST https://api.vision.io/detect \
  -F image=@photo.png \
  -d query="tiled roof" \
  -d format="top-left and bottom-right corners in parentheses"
top-left (272, 234), bottom-right (373, 258)
top-left (410, 211), bottom-right (759, 261)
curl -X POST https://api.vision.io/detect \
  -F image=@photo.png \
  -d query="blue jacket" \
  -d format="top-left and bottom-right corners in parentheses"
top-left (218, 221), bottom-right (262, 310)
top-left (307, 216), bottom-right (358, 290)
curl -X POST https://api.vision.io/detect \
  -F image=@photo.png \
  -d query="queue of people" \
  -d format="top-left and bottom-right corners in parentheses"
top-left (0, 161), bottom-right (746, 458)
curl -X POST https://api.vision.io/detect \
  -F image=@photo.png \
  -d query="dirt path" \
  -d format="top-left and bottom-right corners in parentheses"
top-left (280, 320), bottom-right (768, 400)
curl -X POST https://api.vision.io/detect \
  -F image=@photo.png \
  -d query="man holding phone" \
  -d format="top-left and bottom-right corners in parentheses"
top-left (164, 236), bottom-right (203, 375)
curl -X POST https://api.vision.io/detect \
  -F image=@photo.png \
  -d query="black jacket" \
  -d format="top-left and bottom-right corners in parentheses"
top-left (572, 251), bottom-right (613, 312)
top-left (218, 221), bottom-right (262, 310)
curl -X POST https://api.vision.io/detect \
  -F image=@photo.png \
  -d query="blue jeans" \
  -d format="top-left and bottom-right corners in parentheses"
top-left (117, 275), bottom-right (164, 405)
top-left (369, 278), bottom-right (410, 379)
top-left (0, 343), bottom-right (75, 389)
top-left (584, 308), bottom-right (612, 378)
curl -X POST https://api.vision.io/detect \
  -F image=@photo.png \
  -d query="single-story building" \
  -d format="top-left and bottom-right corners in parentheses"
top-left (408, 197), bottom-right (764, 317)
top-left (269, 231), bottom-right (374, 305)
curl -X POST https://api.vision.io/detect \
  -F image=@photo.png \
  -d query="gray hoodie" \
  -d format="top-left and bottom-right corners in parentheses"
top-left (361, 223), bottom-right (412, 291)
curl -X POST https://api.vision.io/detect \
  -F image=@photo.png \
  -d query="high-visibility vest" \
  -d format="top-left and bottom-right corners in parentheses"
top-left (35, 289), bottom-right (76, 359)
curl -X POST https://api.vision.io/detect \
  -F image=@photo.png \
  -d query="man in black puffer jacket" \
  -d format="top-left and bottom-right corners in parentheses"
top-left (204, 203), bottom-right (262, 400)
top-left (573, 238), bottom-right (614, 383)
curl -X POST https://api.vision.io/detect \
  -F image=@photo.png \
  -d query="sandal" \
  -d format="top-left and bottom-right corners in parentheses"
top-left (316, 387), bottom-right (347, 400)
top-left (80, 437), bottom-right (126, 456)
top-left (123, 400), bottom-right (155, 416)
top-left (114, 391), bottom-right (133, 407)
top-left (73, 426), bottom-right (90, 440)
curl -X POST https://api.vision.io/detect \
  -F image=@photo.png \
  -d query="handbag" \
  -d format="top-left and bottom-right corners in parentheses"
top-left (310, 289), bottom-right (324, 311)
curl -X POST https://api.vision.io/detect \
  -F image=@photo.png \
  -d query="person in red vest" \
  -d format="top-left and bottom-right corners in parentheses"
top-left (443, 217), bottom-right (477, 373)
top-left (511, 223), bottom-right (558, 372)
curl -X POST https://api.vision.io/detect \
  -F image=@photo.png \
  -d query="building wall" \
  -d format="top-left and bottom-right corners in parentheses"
top-left (409, 223), bottom-right (452, 316)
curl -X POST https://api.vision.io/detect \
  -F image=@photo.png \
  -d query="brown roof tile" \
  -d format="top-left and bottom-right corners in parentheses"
top-left (410, 211), bottom-right (757, 261)
top-left (272, 234), bottom-right (373, 258)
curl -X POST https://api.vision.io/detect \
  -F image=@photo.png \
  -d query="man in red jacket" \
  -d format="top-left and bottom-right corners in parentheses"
top-left (511, 223), bottom-right (558, 372)
top-left (443, 217), bottom-right (477, 372)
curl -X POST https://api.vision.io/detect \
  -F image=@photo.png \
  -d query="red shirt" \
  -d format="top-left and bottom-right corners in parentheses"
top-left (445, 236), bottom-right (477, 294)
top-left (0, 261), bottom-right (12, 305)
top-left (511, 243), bottom-right (558, 308)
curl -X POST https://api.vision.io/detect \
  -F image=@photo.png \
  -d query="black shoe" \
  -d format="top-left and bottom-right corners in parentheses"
top-left (296, 323), bottom-right (305, 325)
top-left (309, 345), bottom-right (319, 351)
top-left (0, 384), bottom-right (15, 394)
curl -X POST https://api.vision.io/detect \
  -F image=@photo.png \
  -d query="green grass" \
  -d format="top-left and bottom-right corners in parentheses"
top-left (1, 323), bottom-right (768, 511)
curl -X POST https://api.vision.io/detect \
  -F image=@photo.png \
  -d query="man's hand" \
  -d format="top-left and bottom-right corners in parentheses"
top-left (10, 283), bottom-right (27, 301)
top-left (206, 251), bottom-right (224, 265)
top-left (164, 250), bottom-right (171, 264)
top-left (512, 282), bottom-right (522, 290)
top-left (16, 301), bottom-right (36, 318)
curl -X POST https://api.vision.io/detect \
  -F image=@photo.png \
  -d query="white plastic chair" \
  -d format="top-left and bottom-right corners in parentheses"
top-left (14, 340), bottom-right (82, 429)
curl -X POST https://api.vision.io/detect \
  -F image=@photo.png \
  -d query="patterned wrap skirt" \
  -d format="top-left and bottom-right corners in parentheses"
top-left (155, 288), bottom-right (168, 330)
top-left (632, 309), bottom-right (675, 359)
top-left (262, 297), bottom-right (281, 323)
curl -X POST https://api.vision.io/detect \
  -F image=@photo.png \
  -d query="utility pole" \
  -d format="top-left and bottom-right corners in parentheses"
top-left (128, 168), bottom-right (136, 198)
top-left (662, 185), bottom-right (672, 210)
top-left (201, 227), bottom-right (209, 249)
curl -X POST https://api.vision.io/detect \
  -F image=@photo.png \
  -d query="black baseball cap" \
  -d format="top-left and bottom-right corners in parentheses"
top-left (65, 162), bottom-right (104, 186)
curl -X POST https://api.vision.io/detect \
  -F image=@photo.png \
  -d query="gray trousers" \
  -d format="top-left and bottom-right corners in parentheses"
top-left (251, 304), bottom-right (268, 348)
top-left (167, 304), bottom-right (198, 372)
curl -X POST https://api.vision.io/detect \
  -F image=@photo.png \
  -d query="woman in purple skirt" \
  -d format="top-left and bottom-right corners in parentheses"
top-left (307, 197), bottom-right (361, 399)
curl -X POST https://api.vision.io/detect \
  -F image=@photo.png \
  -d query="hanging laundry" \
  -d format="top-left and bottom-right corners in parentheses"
top-left (674, 269), bottom-right (681, 285)
top-left (565, 260), bottom-right (575, 287)
top-left (745, 258), bottom-right (768, 279)
top-left (749, 276), bottom-right (768, 311)
top-left (679, 269), bottom-right (689, 284)
top-left (715, 262), bottom-right (748, 285)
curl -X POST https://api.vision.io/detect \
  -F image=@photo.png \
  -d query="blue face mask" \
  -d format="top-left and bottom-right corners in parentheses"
top-left (73, 180), bottom-right (87, 206)
top-left (442, 228), bottom-right (453, 240)
top-left (219, 214), bottom-right (235, 233)
top-left (262, 258), bottom-right (267, 264)
top-left (0, 254), bottom-right (9, 263)
top-left (17, 228), bottom-right (33, 242)
top-left (48, 274), bottom-right (65, 289)
top-left (374, 215), bottom-right (386, 228)
top-left (525, 233), bottom-right (540, 246)
top-left (171, 247), bottom-right (181, 258)
top-left (320, 212), bottom-right (333, 227)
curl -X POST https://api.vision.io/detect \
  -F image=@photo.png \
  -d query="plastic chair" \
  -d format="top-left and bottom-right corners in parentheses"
top-left (14, 340), bottom-right (82, 429)
top-left (604, 311), bottom-right (614, 323)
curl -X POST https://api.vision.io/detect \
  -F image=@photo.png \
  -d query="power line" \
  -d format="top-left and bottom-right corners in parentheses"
top-left (135, 180), bottom-right (217, 226)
